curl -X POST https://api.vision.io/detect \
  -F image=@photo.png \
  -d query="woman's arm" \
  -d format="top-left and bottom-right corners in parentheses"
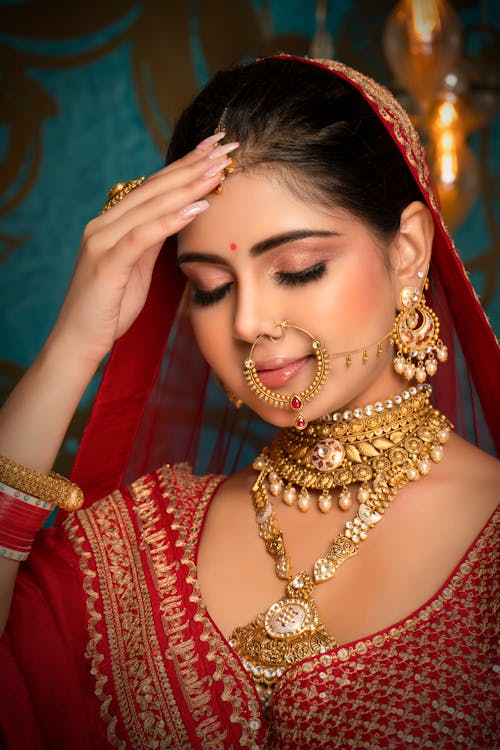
top-left (0, 135), bottom-right (236, 634)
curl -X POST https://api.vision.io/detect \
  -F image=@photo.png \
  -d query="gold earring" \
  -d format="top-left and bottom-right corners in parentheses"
top-left (214, 374), bottom-right (243, 409)
top-left (227, 392), bottom-right (243, 409)
top-left (392, 285), bottom-right (448, 382)
top-left (243, 322), bottom-right (329, 430)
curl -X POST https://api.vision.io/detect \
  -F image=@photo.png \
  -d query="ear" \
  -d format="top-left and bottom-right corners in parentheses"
top-left (389, 201), bottom-right (434, 308)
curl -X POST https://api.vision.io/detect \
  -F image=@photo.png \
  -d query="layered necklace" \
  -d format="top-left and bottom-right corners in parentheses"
top-left (229, 385), bottom-right (452, 709)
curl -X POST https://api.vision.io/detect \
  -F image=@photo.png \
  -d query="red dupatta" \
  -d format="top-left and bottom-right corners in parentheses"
top-left (70, 56), bottom-right (500, 510)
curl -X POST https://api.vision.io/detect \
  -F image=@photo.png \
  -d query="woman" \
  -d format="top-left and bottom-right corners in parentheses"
top-left (0, 56), bottom-right (498, 749)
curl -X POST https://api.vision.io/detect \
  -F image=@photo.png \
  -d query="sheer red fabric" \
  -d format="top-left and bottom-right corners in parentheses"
top-left (69, 56), bottom-right (499, 512)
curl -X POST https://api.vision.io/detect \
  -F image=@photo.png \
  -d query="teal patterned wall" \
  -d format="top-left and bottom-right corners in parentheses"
top-left (1, 0), bottom-right (498, 474)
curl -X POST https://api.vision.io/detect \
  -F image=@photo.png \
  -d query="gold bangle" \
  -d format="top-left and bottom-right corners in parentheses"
top-left (0, 455), bottom-right (84, 512)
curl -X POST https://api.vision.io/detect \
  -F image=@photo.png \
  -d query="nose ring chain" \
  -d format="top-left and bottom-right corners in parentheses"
top-left (243, 322), bottom-right (330, 430)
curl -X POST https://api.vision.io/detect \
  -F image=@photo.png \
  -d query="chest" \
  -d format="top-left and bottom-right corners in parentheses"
top-left (72, 472), bottom-right (498, 749)
top-left (196, 481), bottom-right (495, 645)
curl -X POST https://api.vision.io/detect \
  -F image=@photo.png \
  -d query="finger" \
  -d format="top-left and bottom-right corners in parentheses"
top-left (150, 134), bottom-right (235, 183)
top-left (98, 133), bottom-right (233, 220)
top-left (91, 148), bottom-right (236, 244)
top-left (152, 131), bottom-right (228, 177)
top-left (103, 199), bottom-right (211, 270)
top-left (150, 131), bottom-right (228, 180)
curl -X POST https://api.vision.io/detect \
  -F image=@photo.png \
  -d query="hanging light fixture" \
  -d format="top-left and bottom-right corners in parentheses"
top-left (383, 0), bottom-right (484, 230)
top-left (383, 0), bottom-right (462, 114)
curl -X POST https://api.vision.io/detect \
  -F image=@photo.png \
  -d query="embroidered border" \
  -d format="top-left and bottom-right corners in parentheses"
top-left (131, 468), bottom-right (230, 749)
top-left (267, 510), bottom-right (499, 748)
top-left (157, 464), bottom-right (264, 749)
top-left (283, 507), bottom-right (500, 680)
top-left (64, 513), bottom-right (123, 749)
top-left (67, 489), bottom-right (191, 749)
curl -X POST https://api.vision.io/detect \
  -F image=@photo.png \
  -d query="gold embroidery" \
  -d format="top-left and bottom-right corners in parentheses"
top-left (311, 58), bottom-right (471, 282)
top-left (68, 488), bottom-right (191, 749)
top-left (265, 508), bottom-right (499, 748)
top-left (64, 514), bottom-right (124, 749)
top-left (130, 471), bottom-right (229, 748)
top-left (64, 463), bottom-right (495, 748)
top-left (158, 464), bottom-right (263, 747)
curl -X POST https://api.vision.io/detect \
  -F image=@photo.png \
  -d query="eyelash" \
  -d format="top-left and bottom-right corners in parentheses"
top-left (190, 262), bottom-right (327, 308)
top-left (191, 283), bottom-right (233, 308)
top-left (276, 262), bottom-right (327, 286)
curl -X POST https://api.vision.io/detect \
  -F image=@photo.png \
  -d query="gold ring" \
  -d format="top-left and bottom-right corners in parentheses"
top-left (100, 177), bottom-right (145, 214)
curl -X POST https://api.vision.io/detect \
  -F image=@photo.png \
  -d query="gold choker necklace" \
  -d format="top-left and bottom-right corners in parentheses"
top-left (252, 384), bottom-right (445, 512)
top-left (229, 386), bottom-right (452, 709)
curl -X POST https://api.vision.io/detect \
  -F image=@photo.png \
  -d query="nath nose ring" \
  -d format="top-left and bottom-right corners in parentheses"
top-left (269, 320), bottom-right (288, 343)
top-left (243, 322), bottom-right (330, 430)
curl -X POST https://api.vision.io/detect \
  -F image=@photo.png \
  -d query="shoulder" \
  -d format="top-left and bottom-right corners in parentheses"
top-left (67, 463), bottom-right (225, 541)
top-left (60, 464), bottom-right (225, 581)
top-left (398, 433), bottom-right (499, 569)
top-left (436, 433), bottom-right (499, 510)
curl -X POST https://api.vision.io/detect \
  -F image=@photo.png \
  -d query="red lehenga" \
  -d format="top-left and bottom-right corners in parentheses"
top-left (1, 57), bottom-right (499, 749)
top-left (1, 464), bottom-right (498, 749)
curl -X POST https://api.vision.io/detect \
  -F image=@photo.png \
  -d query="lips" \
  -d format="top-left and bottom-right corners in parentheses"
top-left (256, 355), bottom-right (311, 389)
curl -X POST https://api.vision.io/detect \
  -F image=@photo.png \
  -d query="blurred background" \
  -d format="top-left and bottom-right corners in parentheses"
top-left (0, 0), bottom-right (499, 475)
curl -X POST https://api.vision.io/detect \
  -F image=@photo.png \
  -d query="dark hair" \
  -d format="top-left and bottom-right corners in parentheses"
top-left (167, 57), bottom-right (422, 241)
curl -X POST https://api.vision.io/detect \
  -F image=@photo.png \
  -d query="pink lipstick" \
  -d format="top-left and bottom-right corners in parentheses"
top-left (256, 356), bottom-right (311, 389)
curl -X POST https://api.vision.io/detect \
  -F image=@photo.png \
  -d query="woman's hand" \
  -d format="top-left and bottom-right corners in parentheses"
top-left (48, 134), bottom-right (238, 367)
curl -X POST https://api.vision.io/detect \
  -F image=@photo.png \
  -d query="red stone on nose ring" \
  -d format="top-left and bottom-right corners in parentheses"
top-left (243, 323), bottom-right (330, 430)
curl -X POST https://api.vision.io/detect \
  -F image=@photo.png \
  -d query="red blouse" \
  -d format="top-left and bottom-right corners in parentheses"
top-left (1, 464), bottom-right (498, 749)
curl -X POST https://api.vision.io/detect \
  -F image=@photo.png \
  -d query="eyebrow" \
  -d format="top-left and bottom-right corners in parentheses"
top-left (176, 229), bottom-right (339, 266)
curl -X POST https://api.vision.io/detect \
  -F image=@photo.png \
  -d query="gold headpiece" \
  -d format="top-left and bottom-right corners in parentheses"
top-left (213, 107), bottom-right (237, 193)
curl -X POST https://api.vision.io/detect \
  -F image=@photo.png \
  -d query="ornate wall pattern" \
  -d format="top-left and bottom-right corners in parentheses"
top-left (0, 0), bottom-right (498, 475)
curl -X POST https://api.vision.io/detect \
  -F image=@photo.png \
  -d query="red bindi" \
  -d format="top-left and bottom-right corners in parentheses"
top-left (230, 242), bottom-right (237, 251)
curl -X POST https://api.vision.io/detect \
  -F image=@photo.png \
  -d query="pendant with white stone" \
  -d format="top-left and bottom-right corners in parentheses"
top-left (282, 485), bottom-right (297, 506)
top-left (297, 488), bottom-right (310, 512)
top-left (318, 493), bottom-right (332, 513)
top-left (264, 598), bottom-right (317, 640)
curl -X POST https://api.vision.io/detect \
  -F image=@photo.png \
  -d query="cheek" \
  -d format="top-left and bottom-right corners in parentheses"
top-left (313, 259), bottom-right (393, 341)
top-left (190, 307), bottom-right (230, 369)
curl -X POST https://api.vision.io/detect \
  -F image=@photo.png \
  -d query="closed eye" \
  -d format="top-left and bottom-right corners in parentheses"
top-left (191, 282), bottom-right (233, 307)
top-left (276, 262), bottom-right (327, 286)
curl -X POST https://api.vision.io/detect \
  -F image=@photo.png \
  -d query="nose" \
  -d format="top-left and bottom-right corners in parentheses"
top-left (232, 277), bottom-right (284, 344)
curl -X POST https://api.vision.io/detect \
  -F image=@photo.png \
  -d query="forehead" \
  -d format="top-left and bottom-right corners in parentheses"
top-left (177, 172), bottom-right (353, 254)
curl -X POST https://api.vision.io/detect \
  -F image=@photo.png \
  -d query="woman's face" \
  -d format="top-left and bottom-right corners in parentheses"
top-left (177, 171), bottom-right (406, 425)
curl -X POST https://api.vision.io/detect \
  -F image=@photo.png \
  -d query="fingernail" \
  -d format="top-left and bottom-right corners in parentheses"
top-left (196, 132), bottom-right (226, 151)
top-left (178, 199), bottom-right (210, 218)
top-left (208, 142), bottom-right (239, 159)
top-left (203, 158), bottom-right (232, 178)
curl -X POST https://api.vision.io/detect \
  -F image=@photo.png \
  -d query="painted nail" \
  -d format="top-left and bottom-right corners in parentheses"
top-left (195, 131), bottom-right (226, 151)
top-left (178, 199), bottom-right (210, 218)
top-left (208, 142), bottom-right (239, 159)
top-left (203, 158), bottom-right (232, 178)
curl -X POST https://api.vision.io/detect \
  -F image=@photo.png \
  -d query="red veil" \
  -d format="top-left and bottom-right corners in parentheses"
top-left (70, 56), bottom-right (500, 510)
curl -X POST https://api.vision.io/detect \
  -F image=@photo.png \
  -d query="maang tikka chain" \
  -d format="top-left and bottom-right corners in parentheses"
top-left (212, 106), bottom-right (237, 193)
top-left (243, 322), bottom-right (330, 430)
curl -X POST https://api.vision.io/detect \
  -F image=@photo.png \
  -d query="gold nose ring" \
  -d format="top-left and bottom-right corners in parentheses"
top-left (269, 320), bottom-right (288, 343)
top-left (243, 322), bottom-right (330, 430)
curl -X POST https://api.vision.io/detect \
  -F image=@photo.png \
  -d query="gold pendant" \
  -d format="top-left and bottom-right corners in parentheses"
top-left (264, 597), bottom-right (318, 639)
top-left (230, 593), bottom-right (338, 696)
